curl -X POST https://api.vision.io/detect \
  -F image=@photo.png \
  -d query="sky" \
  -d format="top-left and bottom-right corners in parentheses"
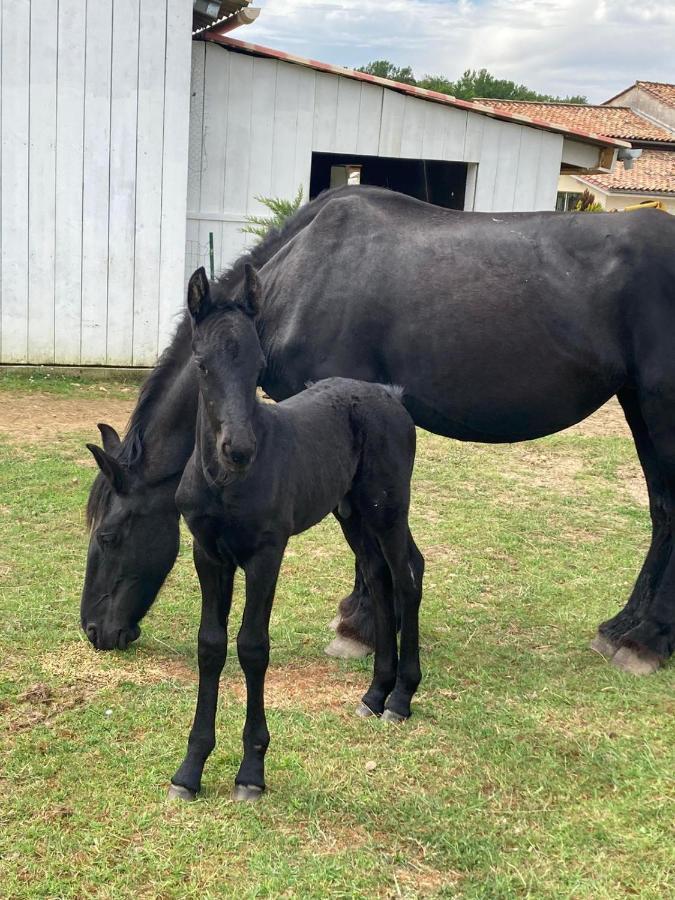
top-left (247, 1), bottom-right (675, 103)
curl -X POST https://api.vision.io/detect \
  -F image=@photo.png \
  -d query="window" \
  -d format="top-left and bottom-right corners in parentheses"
top-left (556, 191), bottom-right (583, 212)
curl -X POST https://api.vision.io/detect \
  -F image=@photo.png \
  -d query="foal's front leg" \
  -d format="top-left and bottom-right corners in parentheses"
top-left (169, 543), bottom-right (235, 800)
top-left (232, 541), bottom-right (286, 802)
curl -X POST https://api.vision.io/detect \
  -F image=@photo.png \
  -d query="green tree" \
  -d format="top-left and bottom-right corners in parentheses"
top-left (356, 59), bottom-right (416, 85)
top-left (355, 60), bottom-right (587, 104)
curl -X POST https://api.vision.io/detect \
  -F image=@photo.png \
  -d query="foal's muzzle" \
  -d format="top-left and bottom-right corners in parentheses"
top-left (219, 436), bottom-right (257, 473)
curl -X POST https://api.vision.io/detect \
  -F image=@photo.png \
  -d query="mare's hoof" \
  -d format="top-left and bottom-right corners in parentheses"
top-left (325, 635), bottom-right (373, 659)
top-left (231, 783), bottom-right (264, 803)
top-left (167, 783), bottom-right (197, 802)
top-left (355, 701), bottom-right (378, 718)
top-left (328, 615), bottom-right (342, 632)
top-left (590, 632), bottom-right (619, 660)
top-left (612, 646), bottom-right (662, 676)
top-left (382, 708), bottom-right (408, 724)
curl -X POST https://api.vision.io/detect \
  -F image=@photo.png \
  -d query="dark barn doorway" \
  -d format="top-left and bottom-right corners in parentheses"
top-left (309, 152), bottom-right (468, 209)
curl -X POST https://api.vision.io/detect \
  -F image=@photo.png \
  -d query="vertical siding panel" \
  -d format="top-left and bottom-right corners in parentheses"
top-left (292, 66), bottom-right (315, 198)
top-left (132, 0), bottom-right (166, 366)
top-left (27, 0), bottom-right (58, 362)
top-left (441, 107), bottom-right (468, 161)
top-left (378, 90), bottom-right (404, 157)
top-left (312, 72), bottom-right (338, 152)
top-left (400, 97), bottom-right (424, 158)
top-left (473, 118), bottom-right (502, 211)
top-left (81, 1), bottom-right (112, 365)
top-left (200, 43), bottom-right (230, 214)
top-left (421, 102), bottom-right (446, 160)
top-left (492, 123), bottom-right (522, 211)
top-left (534, 131), bottom-right (563, 210)
top-left (54, 0), bottom-right (86, 364)
top-left (513, 129), bottom-right (543, 211)
top-left (463, 112), bottom-right (484, 161)
top-left (246, 57), bottom-right (277, 216)
top-left (334, 77), bottom-right (360, 153)
top-left (106, 0), bottom-right (140, 365)
top-left (356, 83), bottom-right (382, 155)
top-left (1, 0), bottom-right (30, 362)
top-left (186, 42), bottom-right (205, 216)
top-left (270, 63), bottom-right (300, 198)
top-left (223, 52), bottom-right (253, 217)
top-left (158, 0), bottom-right (192, 350)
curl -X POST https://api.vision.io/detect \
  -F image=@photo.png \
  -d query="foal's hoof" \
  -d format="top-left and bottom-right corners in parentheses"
top-left (325, 635), bottom-right (373, 659)
top-left (355, 701), bottom-right (378, 718)
top-left (231, 783), bottom-right (264, 803)
top-left (590, 632), bottom-right (620, 660)
top-left (612, 646), bottom-right (662, 676)
top-left (382, 708), bottom-right (408, 724)
top-left (167, 783), bottom-right (197, 802)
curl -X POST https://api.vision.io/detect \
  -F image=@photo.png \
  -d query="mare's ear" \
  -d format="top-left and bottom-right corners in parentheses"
top-left (86, 444), bottom-right (128, 494)
top-left (187, 267), bottom-right (211, 322)
top-left (97, 422), bottom-right (121, 455)
top-left (242, 263), bottom-right (261, 317)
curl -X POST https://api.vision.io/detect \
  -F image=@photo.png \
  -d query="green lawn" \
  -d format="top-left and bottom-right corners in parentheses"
top-left (0, 377), bottom-right (673, 898)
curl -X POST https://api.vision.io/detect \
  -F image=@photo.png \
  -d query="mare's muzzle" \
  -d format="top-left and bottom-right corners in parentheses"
top-left (83, 622), bottom-right (141, 651)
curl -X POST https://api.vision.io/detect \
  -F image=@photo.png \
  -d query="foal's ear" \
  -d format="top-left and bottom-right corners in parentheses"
top-left (97, 422), bottom-right (121, 455)
top-left (187, 267), bottom-right (212, 322)
top-left (242, 263), bottom-right (261, 317)
top-left (86, 444), bottom-right (128, 494)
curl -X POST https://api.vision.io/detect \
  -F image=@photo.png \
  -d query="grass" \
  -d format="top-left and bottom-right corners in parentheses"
top-left (0, 379), bottom-right (673, 898)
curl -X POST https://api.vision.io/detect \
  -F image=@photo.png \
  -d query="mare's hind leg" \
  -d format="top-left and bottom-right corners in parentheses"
top-left (596, 387), bottom-right (673, 673)
top-left (325, 513), bottom-right (375, 659)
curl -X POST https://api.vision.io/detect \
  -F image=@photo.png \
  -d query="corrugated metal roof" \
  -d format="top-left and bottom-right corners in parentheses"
top-left (200, 34), bottom-right (629, 150)
top-left (193, 1), bottom-right (251, 35)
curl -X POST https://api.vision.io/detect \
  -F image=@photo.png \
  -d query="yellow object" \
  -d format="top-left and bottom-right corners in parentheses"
top-left (623, 200), bottom-right (668, 212)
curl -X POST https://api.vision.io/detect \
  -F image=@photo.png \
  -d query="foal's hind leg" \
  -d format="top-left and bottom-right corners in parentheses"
top-left (596, 388), bottom-right (673, 673)
top-left (377, 528), bottom-right (424, 722)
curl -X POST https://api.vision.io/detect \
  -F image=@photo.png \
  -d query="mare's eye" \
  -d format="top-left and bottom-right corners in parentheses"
top-left (97, 531), bottom-right (117, 550)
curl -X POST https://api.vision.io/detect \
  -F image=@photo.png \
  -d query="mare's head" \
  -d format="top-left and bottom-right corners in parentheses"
top-left (81, 423), bottom-right (181, 651)
top-left (188, 264), bottom-right (265, 475)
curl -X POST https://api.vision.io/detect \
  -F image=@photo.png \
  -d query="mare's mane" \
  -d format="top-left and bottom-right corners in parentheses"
top-left (86, 187), bottom-right (343, 530)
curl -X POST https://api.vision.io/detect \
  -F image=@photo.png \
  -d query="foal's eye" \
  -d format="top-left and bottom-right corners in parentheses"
top-left (195, 360), bottom-right (208, 375)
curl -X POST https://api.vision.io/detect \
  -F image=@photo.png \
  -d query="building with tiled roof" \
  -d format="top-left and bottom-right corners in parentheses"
top-left (479, 95), bottom-right (675, 214)
top-left (476, 100), bottom-right (675, 147)
top-left (604, 81), bottom-right (675, 131)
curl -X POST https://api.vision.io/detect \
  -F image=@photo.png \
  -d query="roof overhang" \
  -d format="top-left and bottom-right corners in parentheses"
top-left (193, 1), bottom-right (259, 36)
top-left (201, 34), bottom-right (630, 157)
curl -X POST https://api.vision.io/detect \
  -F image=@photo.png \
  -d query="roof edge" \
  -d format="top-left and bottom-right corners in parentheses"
top-left (201, 34), bottom-right (630, 149)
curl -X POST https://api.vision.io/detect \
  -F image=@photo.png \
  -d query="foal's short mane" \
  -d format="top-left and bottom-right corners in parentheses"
top-left (86, 187), bottom-right (348, 530)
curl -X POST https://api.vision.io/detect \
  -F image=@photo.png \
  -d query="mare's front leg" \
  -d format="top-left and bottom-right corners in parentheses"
top-left (169, 543), bottom-right (235, 800)
top-left (232, 540), bottom-right (286, 802)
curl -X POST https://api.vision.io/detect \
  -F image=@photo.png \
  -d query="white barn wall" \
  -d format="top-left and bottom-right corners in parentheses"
top-left (188, 43), bottom-right (569, 276)
top-left (0, 0), bottom-right (192, 366)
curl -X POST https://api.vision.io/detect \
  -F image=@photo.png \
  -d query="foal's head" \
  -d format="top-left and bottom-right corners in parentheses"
top-left (187, 265), bottom-right (265, 474)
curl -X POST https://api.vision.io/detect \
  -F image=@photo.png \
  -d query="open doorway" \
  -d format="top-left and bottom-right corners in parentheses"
top-left (309, 152), bottom-right (468, 209)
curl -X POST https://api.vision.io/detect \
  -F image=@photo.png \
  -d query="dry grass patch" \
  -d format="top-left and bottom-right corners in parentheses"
top-left (617, 462), bottom-right (649, 507)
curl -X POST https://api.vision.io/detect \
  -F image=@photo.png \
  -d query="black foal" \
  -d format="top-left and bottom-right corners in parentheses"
top-left (168, 266), bottom-right (424, 802)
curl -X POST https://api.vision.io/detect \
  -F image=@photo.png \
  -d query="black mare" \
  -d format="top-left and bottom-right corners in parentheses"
top-left (82, 185), bottom-right (675, 675)
top-left (168, 266), bottom-right (423, 801)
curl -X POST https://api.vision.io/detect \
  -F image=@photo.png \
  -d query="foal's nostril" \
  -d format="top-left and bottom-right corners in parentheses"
top-left (230, 449), bottom-right (250, 466)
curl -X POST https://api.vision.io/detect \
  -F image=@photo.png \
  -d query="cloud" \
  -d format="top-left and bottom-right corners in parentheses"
top-left (249, 0), bottom-right (675, 102)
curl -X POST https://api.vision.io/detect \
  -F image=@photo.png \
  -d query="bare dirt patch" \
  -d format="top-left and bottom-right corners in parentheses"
top-left (224, 660), bottom-right (365, 713)
top-left (563, 398), bottom-right (630, 438)
top-left (617, 462), bottom-right (649, 507)
top-left (0, 392), bottom-right (134, 444)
